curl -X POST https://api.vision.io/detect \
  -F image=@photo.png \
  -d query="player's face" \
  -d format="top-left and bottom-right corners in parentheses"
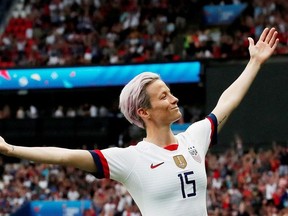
top-left (145, 79), bottom-right (182, 126)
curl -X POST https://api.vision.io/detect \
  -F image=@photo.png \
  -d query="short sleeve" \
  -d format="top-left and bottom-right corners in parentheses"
top-left (181, 113), bottom-right (217, 155)
top-left (89, 146), bottom-right (138, 183)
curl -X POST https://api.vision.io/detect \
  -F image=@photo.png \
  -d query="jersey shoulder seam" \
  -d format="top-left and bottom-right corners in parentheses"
top-left (122, 147), bottom-right (140, 183)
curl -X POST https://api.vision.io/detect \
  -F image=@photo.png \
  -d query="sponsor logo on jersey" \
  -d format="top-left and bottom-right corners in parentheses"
top-left (150, 162), bottom-right (164, 169)
top-left (188, 146), bottom-right (202, 163)
top-left (173, 155), bottom-right (187, 169)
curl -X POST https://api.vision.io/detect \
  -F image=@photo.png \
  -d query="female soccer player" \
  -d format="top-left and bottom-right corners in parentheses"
top-left (0, 27), bottom-right (279, 216)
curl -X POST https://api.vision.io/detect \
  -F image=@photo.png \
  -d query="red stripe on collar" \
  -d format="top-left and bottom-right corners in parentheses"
top-left (164, 144), bottom-right (178, 151)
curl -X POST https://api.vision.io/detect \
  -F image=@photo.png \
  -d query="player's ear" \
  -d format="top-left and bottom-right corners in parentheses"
top-left (137, 107), bottom-right (150, 120)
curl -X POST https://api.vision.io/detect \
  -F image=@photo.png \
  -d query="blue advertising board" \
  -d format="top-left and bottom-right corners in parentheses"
top-left (0, 61), bottom-right (201, 90)
top-left (12, 200), bottom-right (93, 216)
top-left (203, 3), bottom-right (247, 25)
top-left (171, 123), bottom-right (190, 134)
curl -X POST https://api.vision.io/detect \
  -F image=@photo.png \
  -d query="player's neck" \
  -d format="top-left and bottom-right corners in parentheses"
top-left (144, 127), bottom-right (177, 147)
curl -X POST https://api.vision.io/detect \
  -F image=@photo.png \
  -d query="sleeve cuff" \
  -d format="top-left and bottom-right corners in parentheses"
top-left (207, 113), bottom-right (218, 146)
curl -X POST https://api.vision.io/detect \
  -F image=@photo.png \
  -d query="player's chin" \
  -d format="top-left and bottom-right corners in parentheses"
top-left (173, 112), bottom-right (182, 122)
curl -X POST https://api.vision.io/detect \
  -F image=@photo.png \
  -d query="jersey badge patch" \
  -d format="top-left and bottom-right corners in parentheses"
top-left (188, 146), bottom-right (202, 163)
top-left (173, 155), bottom-right (187, 169)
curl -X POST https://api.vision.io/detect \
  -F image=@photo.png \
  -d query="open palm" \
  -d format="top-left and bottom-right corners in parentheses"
top-left (248, 28), bottom-right (279, 64)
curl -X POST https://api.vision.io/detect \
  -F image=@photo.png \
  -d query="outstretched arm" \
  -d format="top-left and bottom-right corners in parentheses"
top-left (212, 27), bottom-right (279, 132)
top-left (0, 136), bottom-right (97, 173)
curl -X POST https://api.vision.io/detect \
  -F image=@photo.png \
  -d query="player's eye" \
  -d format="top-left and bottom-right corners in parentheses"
top-left (160, 94), bottom-right (167, 99)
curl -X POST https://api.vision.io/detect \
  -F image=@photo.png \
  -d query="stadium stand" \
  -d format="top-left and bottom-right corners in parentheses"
top-left (0, 0), bottom-right (288, 68)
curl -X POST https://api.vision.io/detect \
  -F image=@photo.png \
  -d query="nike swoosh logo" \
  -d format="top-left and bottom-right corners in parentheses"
top-left (150, 162), bottom-right (164, 169)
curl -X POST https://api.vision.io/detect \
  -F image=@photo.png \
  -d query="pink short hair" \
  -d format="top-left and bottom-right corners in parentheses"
top-left (119, 72), bottom-right (160, 129)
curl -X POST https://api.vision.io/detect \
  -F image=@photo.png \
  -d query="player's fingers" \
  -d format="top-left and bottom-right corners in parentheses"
top-left (265, 27), bottom-right (276, 44)
top-left (271, 38), bottom-right (279, 51)
top-left (269, 31), bottom-right (278, 48)
top-left (259, 27), bottom-right (269, 42)
top-left (248, 37), bottom-right (254, 48)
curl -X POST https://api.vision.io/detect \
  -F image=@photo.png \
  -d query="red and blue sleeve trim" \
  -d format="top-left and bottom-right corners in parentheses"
top-left (89, 150), bottom-right (110, 179)
top-left (206, 113), bottom-right (218, 146)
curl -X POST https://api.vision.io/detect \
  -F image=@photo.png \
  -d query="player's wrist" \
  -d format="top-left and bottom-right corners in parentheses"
top-left (248, 58), bottom-right (262, 68)
top-left (7, 144), bottom-right (15, 156)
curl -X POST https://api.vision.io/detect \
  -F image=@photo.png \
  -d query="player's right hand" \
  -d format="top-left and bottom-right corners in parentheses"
top-left (0, 136), bottom-right (10, 155)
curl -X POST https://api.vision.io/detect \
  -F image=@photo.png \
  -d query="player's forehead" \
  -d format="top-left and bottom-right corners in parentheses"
top-left (146, 79), bottom-right (170, 97)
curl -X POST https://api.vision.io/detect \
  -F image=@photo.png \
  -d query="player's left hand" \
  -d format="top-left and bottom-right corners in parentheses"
top-left (248, 27), bottom-right (279, 64)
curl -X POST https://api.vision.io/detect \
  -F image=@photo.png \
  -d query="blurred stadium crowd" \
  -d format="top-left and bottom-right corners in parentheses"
top-left (0, 102), bottom-right (204, 125)
top-left (0, 0), bottom-right (288, 68)
top-left (0, 0), bottom-right (287, 215)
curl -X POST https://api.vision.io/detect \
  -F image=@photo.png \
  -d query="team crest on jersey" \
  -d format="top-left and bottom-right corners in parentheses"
top-left (173, 155), bottom-right (187, 169)
top-left (188, 146), bottom-right (202, 163)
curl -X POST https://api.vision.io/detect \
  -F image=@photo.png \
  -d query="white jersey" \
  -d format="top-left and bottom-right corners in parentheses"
top-left (89, 114), bottom-right (217, 216)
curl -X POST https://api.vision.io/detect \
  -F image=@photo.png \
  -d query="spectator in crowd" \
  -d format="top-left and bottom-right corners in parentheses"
top-left (26, 105), bottom-right (38, 119)
top-left (16, 106), bottom-right (25, 119)
top-left (53, 105), bottom-right (64, 118)
top-left (66, 107), bottom-right (76, 118)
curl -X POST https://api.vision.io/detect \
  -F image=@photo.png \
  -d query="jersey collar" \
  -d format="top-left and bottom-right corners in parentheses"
top-left (164, 144), bottom-right (178, 151)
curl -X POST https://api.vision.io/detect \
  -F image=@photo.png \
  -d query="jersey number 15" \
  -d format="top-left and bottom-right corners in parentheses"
top-left (178, 171), bottom-right (196, 198)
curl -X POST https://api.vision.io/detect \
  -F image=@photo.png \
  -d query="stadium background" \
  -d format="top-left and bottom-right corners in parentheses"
top-left (0, 0), bottom-right (287, 215)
